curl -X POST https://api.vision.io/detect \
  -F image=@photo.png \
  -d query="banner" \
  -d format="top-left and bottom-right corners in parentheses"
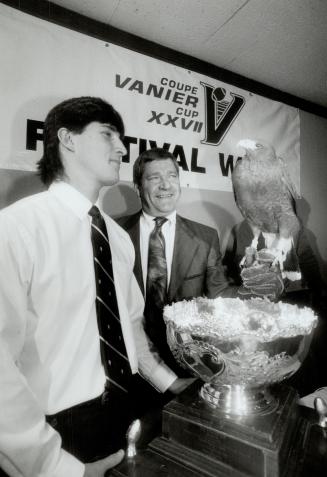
top-left (0, 4), bottom-right (300, 192)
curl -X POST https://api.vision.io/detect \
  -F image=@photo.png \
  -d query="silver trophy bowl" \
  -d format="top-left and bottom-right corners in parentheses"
top-left (164, 297), bottom-right (317, 416)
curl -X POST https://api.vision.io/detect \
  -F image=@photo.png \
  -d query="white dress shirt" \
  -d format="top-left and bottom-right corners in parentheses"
top-left (139, 211), bottom-right (176, 294)
top-left (0, 182), bottom-right (176, 477)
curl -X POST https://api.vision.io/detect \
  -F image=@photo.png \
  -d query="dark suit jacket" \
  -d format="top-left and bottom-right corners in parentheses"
top-left (116, 211), bottom-right (231, 303)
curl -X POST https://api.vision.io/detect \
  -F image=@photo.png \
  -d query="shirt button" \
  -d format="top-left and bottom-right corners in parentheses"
top-left (98, 279), bottom-right (101, 284)
top-left (108, 360), bottom-right (111, 366)
top-left (100, 246), bottom-right (103, 252)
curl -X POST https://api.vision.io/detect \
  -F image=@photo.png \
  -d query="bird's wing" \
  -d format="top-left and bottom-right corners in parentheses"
top-left (231, 164), bottom-right (253, 219)
top-left (232, 160), bottom-right (276, 231)
top-left (277, 156), bottom-right (300, 200)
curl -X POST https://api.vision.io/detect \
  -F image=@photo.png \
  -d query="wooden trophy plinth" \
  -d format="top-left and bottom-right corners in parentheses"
top-left (147, 381), bottom-right (308, 477)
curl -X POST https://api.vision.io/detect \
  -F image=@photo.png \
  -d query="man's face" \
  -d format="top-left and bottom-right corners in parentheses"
top-left (140, 158), bottom-right (181, 216)
top-left (71, 121), bottom-right (126, 187)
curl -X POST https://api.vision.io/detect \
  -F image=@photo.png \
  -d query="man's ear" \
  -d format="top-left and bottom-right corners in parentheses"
top-left (57, 127), bottom-right (75, 152)
top-left (135, 185), bottom-right (141, 198)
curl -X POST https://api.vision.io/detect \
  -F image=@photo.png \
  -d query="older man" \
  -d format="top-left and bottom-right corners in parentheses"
top-left (116, 148), bottom-right (233, 380)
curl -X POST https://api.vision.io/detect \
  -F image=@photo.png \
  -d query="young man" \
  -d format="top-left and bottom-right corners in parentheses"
top-left (0, 98), bottom-right (190, 477)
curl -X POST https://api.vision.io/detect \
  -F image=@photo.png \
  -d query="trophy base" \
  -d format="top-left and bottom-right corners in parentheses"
top-left (148, 381), bottom-right (306, 477)
top-left (200, 383), bottom-right (279, 416)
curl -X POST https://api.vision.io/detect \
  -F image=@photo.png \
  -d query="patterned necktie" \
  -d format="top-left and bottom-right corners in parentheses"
top-left (89, 205), bottom-right (131, 394)
top-left (145, 217), bottom-right (168, 310)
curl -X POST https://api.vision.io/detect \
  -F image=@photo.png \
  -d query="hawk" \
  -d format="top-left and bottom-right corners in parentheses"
top-left (232, 139), bottom-right (301, 279)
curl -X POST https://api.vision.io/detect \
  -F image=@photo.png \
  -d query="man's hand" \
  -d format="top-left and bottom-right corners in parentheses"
top-left (168, 377), bottom-right (195, 395)
top-left (83, 449), bottom-right (124, 477)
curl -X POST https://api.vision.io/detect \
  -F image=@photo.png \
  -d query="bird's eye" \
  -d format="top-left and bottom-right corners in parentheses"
top-left (255, 143), bottom-right (263, 148)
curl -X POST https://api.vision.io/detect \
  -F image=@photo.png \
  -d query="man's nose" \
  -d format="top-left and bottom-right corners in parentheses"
top-left (115, 136), bottom-right (127, 156)
top-left (159, 177), bottom-right (171, 188)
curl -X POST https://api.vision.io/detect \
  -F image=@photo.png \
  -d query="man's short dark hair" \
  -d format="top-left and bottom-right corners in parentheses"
top-left (133, 148), bottom-right (179, 188)
top-left (37, 96), bottom-right (125, 186)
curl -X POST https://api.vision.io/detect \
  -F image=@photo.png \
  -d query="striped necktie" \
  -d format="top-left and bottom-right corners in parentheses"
top-left (144, 216), bottom-right (187, 375)
top-left (145, 216), bottom-right (168, 310)
top-left (89, 205), bottom-right (131, 394)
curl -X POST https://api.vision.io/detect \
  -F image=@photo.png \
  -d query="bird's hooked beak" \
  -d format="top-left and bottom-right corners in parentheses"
top-left (237, 139), bottom-right (257, 151)
top-left (237, 139), bottom-right (258, 159)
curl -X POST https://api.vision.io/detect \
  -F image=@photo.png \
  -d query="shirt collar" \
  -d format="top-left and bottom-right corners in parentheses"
top-left (49, 181), bottom-right (94, 220)
top-left (142, 210), bottom-right (176, 227)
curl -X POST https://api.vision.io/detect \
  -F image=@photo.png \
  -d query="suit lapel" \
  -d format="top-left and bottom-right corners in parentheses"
top-left (168, 215), bottom-right (199, 302)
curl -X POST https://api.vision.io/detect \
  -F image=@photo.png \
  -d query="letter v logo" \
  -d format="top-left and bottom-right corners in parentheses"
top-left (200, 83), bottom-right (245, 146)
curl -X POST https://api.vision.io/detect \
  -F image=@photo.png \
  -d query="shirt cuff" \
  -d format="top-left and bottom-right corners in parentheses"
top-left (143, 363), bottom-right (177, 393)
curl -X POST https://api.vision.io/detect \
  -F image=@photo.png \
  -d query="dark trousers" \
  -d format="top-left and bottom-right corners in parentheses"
top-left (46, 389), bottom-right (133, 462)
top-left (0, 389), bottom-right (134, 476)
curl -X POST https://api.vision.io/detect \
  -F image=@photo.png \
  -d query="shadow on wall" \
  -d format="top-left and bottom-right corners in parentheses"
top-left (0, 95), bottom-right (63, 210)
top-left (177, 187), bottom-right (242, 255)
top-left (296, 196), bottom-right (327, 281)
top-left (179, 199), bottom-right (236, 255)
top-left (101, 182), bottom-right (140, 218)
top-left (0, 170), bottom-right (45, 209)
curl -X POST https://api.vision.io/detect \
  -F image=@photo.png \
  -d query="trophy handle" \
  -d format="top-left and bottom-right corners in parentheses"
top-left (166, 323), bottom-right (225, 381)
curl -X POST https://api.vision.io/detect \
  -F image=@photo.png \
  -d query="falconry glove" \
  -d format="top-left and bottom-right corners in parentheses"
top-left (239, 249), bottom-right (284, 301)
